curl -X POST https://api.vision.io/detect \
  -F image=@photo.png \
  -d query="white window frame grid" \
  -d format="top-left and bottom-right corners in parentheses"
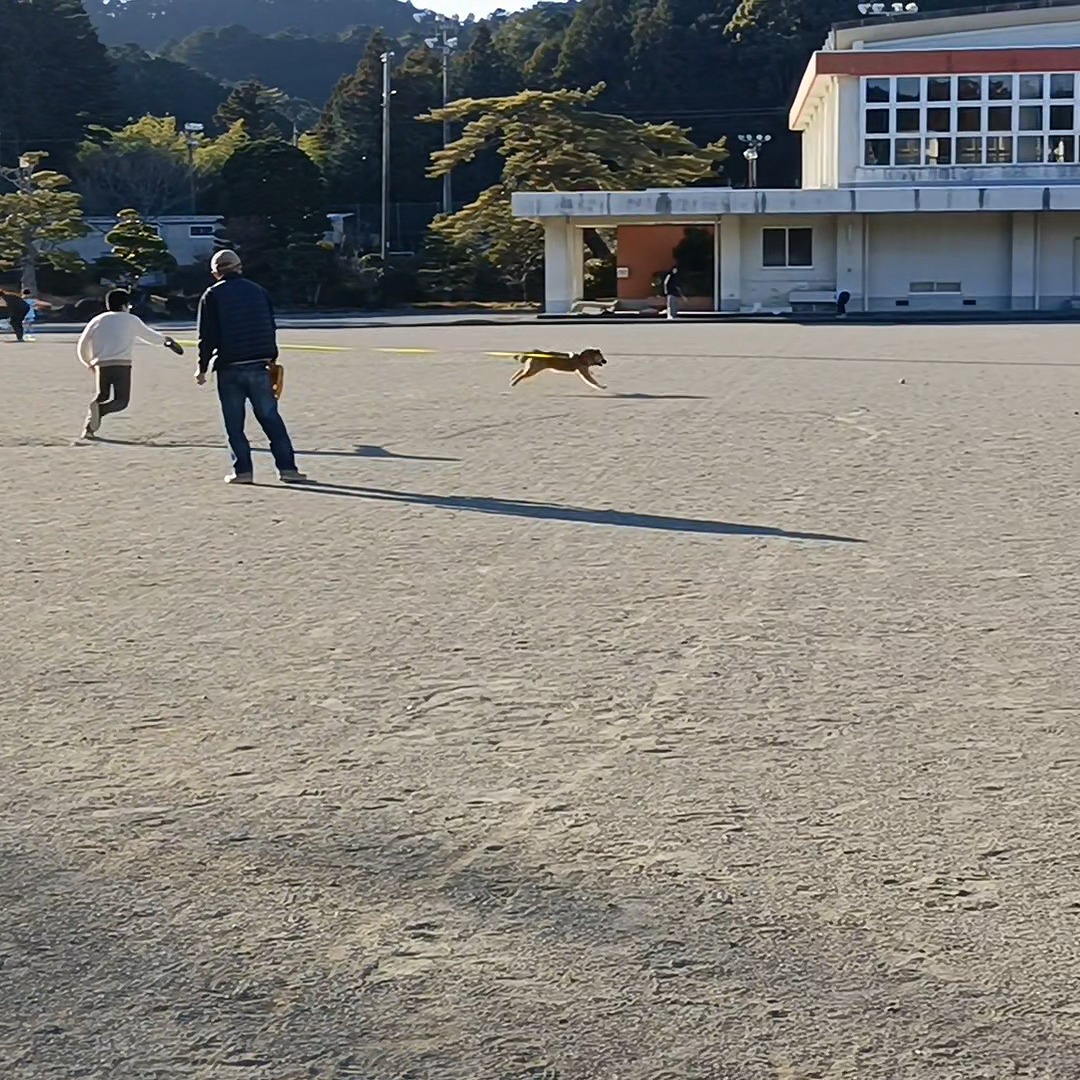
top-left (861, 73), bottom-right (1079, 168)
top-left (761, 226), bottom-right (815, 269)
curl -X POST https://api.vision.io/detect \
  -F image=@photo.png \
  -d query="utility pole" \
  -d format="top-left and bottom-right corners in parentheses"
top-left (416, 12), bottom-right (458, 216)
top-left (380, 50), bottom-right (395, 261)
top-left (1, 155), bottom-right (40, 292)
top-left (183, 122), bottom-right (204, 214)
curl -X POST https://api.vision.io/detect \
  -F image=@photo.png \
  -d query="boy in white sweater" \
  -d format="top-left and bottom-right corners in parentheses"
top-left (77, 289), bottom-right (183, 439)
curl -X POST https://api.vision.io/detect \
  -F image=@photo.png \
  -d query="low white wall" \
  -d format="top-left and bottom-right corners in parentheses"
top-left (1037, 211), bottom-right (1080, 308)
top-left (865, 212), bottom-right (1011, 310)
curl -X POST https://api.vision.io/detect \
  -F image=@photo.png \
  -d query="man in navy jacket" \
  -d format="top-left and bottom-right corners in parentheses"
top-left (196, 249), bottom-right (308, 485)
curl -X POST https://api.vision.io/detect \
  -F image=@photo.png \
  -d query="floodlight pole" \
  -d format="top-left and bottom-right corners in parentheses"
top-left (380, 50), bottom-right (395, 261)
top-left (441, 45), bottom-right (451, 215)
top-left (183, 122), bottom-right (204, 214)
top-left (416, 11), bottom-right (458, 215)
top-left (738, 133), bottom-right (772, 188)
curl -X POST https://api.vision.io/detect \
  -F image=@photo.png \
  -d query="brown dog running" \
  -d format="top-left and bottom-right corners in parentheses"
top-left (509, 348), bottom-right (608, 390)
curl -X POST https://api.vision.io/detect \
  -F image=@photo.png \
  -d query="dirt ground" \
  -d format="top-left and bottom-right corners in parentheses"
top-left (1, 321), bottom-right (1079, 1080)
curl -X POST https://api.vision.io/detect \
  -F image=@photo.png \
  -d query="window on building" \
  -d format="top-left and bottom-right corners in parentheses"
top-left (861, 73), bottom-right (1080, 168)
top-left (896, 77), bottom-right (921, 103)
top-left (762, 227), bottom-right (813, 268)
top-left (190, 224), bottom-right (216, 237)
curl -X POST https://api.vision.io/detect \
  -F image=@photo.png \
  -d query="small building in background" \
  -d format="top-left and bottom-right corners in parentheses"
top-left (515, 0), bottom-right (1080, 314)
top-left (70, 216), bottom-right (221, 283)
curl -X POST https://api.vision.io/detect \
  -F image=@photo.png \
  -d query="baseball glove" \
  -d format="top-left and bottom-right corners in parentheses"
top-left (269, 360), bottom-right (284, 400)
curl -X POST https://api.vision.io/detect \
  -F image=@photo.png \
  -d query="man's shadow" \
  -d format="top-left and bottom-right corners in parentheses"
top-left (563, 393), bottom-right (708, 400)
top-left (290, 482), bottom-right (864, 543)
top-left (92, 439), bottom-right (458, 462)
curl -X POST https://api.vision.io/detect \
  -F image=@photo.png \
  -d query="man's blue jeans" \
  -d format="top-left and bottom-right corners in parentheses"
top-left (215, 362), bottom-right (297, 477)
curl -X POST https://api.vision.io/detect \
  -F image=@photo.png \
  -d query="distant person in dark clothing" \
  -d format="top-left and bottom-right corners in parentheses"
top-left (196, 249), bottom-right (308, 486)
top-left (663, 266), bottom-right (682, 320)
top-left (836, 290), bottom-right (851, 317)
top-left (2, 290), bottom-right (29, 342)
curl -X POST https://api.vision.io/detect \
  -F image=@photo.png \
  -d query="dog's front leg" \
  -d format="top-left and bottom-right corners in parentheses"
top-left (577, 368), bottom-right (607, 390)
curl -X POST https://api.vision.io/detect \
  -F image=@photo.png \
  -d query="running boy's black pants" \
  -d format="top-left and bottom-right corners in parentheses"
top-left (96, 365), bottom-right (132, 415)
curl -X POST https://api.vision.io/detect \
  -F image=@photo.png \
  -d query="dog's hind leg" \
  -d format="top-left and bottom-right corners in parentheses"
top-left (510, 362), bottom-right (540, 387)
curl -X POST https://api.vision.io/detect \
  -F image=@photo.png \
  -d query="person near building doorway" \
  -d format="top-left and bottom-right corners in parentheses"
top-left (663, 265), bottom-right (682, 320)
top-left (1, 290), bottom-right (29, 342)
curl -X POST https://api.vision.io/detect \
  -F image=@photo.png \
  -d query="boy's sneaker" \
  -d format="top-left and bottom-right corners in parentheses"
top-left (87, 400), bottom-right (101, 434)
top-left (224, 472), bottom-right (254, 485)
top-left (278, 469), bottom-right (309, 484)
top-left (80, 426), bottom-right (95, 441)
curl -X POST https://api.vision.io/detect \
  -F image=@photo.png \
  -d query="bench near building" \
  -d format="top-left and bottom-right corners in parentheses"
top-left (512, 0), bottom-right (1080, 314)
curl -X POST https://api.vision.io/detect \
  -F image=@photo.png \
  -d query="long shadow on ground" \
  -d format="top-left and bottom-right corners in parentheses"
top-left (93, 439), bottom-right (458, 462)
top-left (291, 482), bottom-right (864, 543)
top-left (562, 393), bottom-right (709, 400)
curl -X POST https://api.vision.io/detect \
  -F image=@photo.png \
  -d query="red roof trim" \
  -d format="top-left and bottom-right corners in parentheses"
top-left (817, 46), bottom-right (1080, 77)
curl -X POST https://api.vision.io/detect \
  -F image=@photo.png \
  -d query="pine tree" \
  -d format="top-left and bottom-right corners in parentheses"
top-left (423, 84), bottom-right (727, 299)
top-left (455, 24), bottom-right (519, 100)
top-left (628, 0), bottom-right (681, 106)
top-left (0, 153), bottom-right (89, 292)
top-left (210, 138), bottom-right (328, 286)
top-left (0, 0), bottom-right (117, 172)
top-left (213, 80), bottom-right (289, 139)
top-left (99, 208), bottom-right (178, 283)
top-left (552, 0), bottom-right (636, 103)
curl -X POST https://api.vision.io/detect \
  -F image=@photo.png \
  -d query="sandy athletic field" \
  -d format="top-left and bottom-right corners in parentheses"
top-left (1, 321), bottom-right (1079, 1079)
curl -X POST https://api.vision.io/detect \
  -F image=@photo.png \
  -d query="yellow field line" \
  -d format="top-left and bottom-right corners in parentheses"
top-left (173, 343), bottom-right (546, 360)
top-left (374, 348), bottom-right (553, 360)
top-left (174, 340), bottom-right (350, 353)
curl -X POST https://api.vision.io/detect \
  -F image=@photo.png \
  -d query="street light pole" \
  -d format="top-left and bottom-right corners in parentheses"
top-left (380, 50), bottom-right (395, 261)
top-left (441, 48), bottom-right (452, 215)
top-left (9, 155), bottom-right (37, 293)
top-left (183, 122), bottom-right (204, 214)
top-left (738, 133), bottom-right (772, 188)
top-left (417, 12), bottom-right (457, 216)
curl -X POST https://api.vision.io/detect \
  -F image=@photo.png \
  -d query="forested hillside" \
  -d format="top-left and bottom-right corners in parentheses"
top-left (84, 0), bottom-right (421, 48)
top-left (96, 0), bottom-right (993, 188)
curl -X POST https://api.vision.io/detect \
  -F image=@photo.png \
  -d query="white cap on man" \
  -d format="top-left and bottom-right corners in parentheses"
top-left (211, 249), bottom-right (242, 275)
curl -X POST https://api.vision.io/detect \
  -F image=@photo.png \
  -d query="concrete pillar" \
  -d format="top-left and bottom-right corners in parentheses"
top-left (835, 214), bottom-right (866, 309)
top-left (542, 219), bottom-right (582, 314)
top-left (1010, 212), bottom-right (1036, 311)
top-left (719, 216), bottom-right (742, 312)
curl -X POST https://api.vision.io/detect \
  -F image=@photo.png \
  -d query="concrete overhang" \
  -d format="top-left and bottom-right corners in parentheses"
top-left (511, 186), bottom-right (1080, 221)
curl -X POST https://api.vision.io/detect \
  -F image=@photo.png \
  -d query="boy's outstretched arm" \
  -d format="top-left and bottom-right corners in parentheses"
top-left (131, 315), bottom-right (183, 354)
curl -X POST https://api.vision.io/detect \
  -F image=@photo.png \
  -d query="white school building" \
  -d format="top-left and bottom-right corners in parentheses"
top-left (513, 0), bottom-right (1080, 314)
